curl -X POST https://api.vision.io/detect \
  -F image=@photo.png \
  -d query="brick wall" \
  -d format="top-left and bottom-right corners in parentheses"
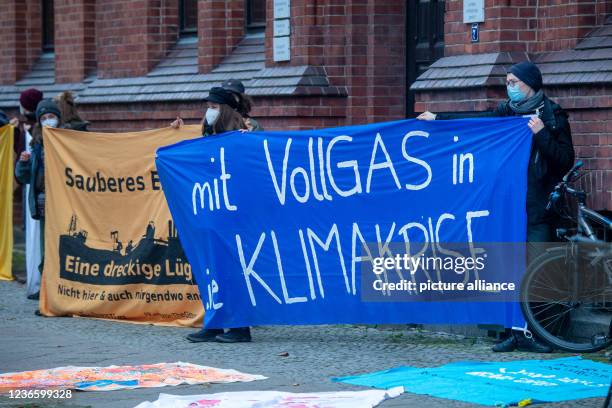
top-left (0, 0), bottom-right (42, 85)
top-left (570, 108), bottom-right (612, 211)
top-left (444, 0), bottom-right (611, 56)
top-left (548, 83), bottom-right (612, 211)
top-left (419, 0), bottom-right (611, 210)
top-left (55, 0), bottom-right (96, 83)
top-left (77, 95), bottom-right (347, 133)
top-left (2, 0), bottom-right (610, 211)
top-left (198, 0), bottom-right (245, 74)
top-left (96, 0), bottom-right (179, 79)
top-left (262, 0), bottom-right (405, 125)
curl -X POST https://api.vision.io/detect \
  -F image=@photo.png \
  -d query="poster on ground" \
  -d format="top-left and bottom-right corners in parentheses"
top-left (40, 125), bottom-right (204, 326)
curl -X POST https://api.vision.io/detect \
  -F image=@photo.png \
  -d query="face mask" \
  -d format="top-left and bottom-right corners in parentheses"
top-left (205, 108), bottom-right (220, 125)
top-left (41, 118), bottom-right (59, 128)
top-left (507, 84), bottom-right (526, 103)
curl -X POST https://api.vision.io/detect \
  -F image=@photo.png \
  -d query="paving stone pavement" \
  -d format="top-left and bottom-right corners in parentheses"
top-left (0, 281), bottom-right (608, 408)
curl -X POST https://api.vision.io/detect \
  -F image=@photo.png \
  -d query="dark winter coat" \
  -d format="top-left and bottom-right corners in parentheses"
top-left (15, 141), bottom-right (45, 220)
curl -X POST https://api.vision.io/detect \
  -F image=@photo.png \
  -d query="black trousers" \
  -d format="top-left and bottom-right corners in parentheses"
top-left (526, 222), bottom-right (554, 263)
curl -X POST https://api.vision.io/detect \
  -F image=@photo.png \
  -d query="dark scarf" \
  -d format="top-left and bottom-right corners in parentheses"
top-left (508, 89), bottom-right (544, 115)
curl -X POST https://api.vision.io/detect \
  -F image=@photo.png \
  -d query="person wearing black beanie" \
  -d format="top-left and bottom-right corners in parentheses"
top-left (15, 99), bottom-right (64, 305)
top-left (221, 79), bottom-right (263, 132)
top-left (417, 60), bottom-right (574, 354)
top-left (509, 61), bottom-right (543, 92)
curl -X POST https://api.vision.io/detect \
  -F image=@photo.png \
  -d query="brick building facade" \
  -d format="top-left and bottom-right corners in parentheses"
top-left (1, 0), bottom-right (610, 212)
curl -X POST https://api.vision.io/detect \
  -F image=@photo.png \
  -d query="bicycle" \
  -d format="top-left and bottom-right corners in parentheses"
top-left (520, 161), bottom-right (612, 353)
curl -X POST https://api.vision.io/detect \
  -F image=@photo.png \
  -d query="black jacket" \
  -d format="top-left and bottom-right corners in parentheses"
top-left (0, 110), bottom-right (8, 126)
top-left (437, 96), bottom-right (575, 226)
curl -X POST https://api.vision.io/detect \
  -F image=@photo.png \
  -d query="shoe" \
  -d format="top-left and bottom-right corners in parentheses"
top-left (27, 292), bottom-right (40, 300)
top-left (492, 334), bottom-right (517, 352)
top-left (516, 334), bottom-right (553, 353)
top-left (215, 327), bottom-right (251, 343)
top-left (186, 328), bottom-right (224, 343)
top-left (34, 309), bottom-right (43, 316)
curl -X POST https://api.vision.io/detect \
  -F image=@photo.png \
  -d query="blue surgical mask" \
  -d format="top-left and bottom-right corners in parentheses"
top-left (41, 118), bottom-right (59, 128)
top-left (507, 84), bottom-right (526, 102)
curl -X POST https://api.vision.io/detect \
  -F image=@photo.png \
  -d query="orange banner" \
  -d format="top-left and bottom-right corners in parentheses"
top-left (40, 126), bottom-right (204, 326)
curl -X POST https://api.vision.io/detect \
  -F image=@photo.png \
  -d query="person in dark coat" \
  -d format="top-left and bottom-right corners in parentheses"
top-left (54, 91), bottom-right (89, 131)
top-left (418, 61), bottom-right (575, 353)
top-left (172, 88), bottom-right (251, 343)
top-left (15, 99), bottom-right (63, 282)
top-left (12, 89), bottom-right (44, 160)
top-left (199, 87), bottom-right (246, 137)
top-left (221, 79), bottom-right (263, 131)
top-left (170, 86), bottom-right (246, 136)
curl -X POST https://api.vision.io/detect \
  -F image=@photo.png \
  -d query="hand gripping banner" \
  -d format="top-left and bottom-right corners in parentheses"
top-left (156, 118), bottom-right (533, 329)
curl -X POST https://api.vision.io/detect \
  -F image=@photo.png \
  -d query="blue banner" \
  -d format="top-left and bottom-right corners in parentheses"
top-left (156, 118), bottom-right (532, 329)
top-left (335, 356), bottom-right (612, 405)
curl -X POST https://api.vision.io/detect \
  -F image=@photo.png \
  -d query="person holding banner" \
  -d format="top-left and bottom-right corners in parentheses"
top-left (172, 87), bottom-right (252, 343)
top-left (54, 91), bottom-right (90, 132)
top-left (19, 123), bottom-right (43, 300)
top-left (15, 99), bottom-right (63, 292)
top-left (170, 85), bottom-right (245, 135)
top-left (10, 89), bottom-right (45, 298)
top-left (10, 89), bottom-right (44, 171)
top-left (418, 61), bottom-right (574, 353)
top-left (221, 79), bottom-right (263, 132)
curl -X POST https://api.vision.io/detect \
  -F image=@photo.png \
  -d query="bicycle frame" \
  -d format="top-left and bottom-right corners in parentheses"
top-left (562, 185), bottom-right (612, 242)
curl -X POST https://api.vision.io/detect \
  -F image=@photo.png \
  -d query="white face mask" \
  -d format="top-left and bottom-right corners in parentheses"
top-left (205, 108), bottom-right (220, 126)
top-left (41, 118), bottom-right (59, 128)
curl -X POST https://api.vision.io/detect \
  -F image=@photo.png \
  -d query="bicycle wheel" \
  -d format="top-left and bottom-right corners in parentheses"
top-left (520, 246), bottom-right (612, 353)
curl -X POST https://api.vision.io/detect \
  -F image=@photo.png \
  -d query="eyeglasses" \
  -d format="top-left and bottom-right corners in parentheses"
top-left (506, 79), bottom-right (521, 86)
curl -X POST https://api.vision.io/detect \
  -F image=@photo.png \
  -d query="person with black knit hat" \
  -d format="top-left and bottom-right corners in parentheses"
top-left (15, 99), bottom-right (63, 296)
top-left (418, 61), bottom-right (575, 353)
top-left (221, 79), bottom-right (263, 131)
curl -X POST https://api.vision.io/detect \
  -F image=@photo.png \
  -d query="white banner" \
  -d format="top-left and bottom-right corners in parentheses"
top-left (135, 387), bottom-right (403, 408)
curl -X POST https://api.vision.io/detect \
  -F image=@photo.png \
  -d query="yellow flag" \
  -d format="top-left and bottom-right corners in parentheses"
top-left (0, 125), bottom-right (14, 280)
